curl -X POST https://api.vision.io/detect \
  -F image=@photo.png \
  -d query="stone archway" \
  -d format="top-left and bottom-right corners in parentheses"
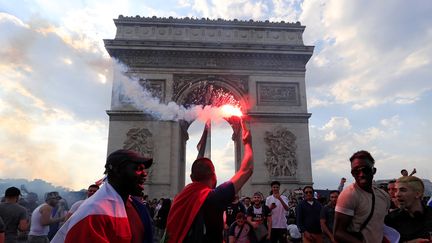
top-left (105, 16), bottom-right (314, 198)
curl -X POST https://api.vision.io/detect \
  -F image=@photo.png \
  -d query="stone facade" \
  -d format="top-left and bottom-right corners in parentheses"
top-left (104, 16), bottom-right (314, 198)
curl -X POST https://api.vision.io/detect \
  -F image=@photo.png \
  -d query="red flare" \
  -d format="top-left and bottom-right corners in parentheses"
top-left (220, 104), bottom-right (242, 118)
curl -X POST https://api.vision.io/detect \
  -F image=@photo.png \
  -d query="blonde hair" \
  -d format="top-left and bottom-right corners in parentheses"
top-left (396, 176), bottom-right (424, 196)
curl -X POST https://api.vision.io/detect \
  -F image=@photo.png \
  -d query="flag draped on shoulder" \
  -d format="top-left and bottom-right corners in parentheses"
top-left (165, 182), bottom-right (211, 243)
top-left (51, 182), bottom-right (152, 243)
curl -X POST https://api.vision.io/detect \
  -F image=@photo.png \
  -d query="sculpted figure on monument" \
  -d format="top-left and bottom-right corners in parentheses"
top-left (264, 127), bottom-right (298, 177)
top-left (123, 128), bottom-right (154, 158)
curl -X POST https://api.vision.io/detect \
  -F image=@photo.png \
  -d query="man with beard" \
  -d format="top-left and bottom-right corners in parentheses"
top-left (247, 192), bottom-right (272, 242)
top-left (385, 176), bottom-right (432, 242)
top-left (334, 150), bottom-right (390, 243)
top-left (51, 149), bottom-right (154, 243)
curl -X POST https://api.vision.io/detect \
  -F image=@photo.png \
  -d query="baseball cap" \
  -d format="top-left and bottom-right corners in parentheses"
top-left (5, 187), bottom-right (21, 197)
top-left (105, 149), bottom-right (153, 173)
top-left (45, 191), bottom-right (62, 201)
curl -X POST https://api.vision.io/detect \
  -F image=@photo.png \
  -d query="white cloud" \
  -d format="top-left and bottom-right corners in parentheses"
top-left (301, 0), bottom-right (432, 109)
top-left (0, 12), bottom-right (112, 190)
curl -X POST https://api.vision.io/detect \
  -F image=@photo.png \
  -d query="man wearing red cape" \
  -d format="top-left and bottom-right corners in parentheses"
top-left (165, 123), bottom-right (253, 243)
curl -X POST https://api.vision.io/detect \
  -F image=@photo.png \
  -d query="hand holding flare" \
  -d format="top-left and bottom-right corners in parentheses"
top-left (241, 118), bottom-right (252, 145)
top-left (219, 104), bottom-right (251, 144)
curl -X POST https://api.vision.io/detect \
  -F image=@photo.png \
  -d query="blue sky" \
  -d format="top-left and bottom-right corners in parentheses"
top-left (1, 0), bottom-right (431, 191)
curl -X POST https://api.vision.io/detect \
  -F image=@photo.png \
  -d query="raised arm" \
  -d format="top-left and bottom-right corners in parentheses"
top-left (230, 122), bottom-right (254, 194)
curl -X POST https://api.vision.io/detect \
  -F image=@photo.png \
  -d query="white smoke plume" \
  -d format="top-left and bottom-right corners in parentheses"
top-left (112, 60), bottom-right (242, 123)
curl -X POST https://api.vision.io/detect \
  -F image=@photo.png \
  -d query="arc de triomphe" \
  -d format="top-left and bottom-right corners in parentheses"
top-left (104, 16), bottom-right (314, 198)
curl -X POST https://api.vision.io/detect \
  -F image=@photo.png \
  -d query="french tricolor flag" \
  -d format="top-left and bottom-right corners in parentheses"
top-left (51, 182), bottom-right (152, 243)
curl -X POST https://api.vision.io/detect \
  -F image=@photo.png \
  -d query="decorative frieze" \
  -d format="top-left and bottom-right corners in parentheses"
top-left (114, 16), bottom-right (305, 46)
top-left (257, 82), bottom-right (300, 106)
top-left (111, 50), bottom-right (307, 72)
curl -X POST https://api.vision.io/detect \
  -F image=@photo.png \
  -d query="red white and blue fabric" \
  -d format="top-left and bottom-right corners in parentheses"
top-left (51, 182), bottom-right (153, 243)
top-left (165, 182), bottom-right (211, 243)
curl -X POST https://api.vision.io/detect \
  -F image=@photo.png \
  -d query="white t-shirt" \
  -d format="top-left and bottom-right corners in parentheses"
top-left (265, 194), bottom-right (288, 229)
top-left (335, 183), bottom-right (390, 243)
top-left (69, 200), bottom-right (84, 214)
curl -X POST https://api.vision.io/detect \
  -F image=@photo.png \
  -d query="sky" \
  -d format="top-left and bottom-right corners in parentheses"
top-left (1, 0), bottom-right (431, 191)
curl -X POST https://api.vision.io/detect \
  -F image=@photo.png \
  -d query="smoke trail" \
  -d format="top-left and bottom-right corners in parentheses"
top-left (111, 60), bottom-right (241, 123)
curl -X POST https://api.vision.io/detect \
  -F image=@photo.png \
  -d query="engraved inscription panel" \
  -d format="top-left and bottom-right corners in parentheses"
top-left (257, 82), bottom-right (300, 106)
top-left (139, 79), bottom-right (166, 101)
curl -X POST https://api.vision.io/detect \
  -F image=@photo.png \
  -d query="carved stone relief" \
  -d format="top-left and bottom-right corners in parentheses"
top-left (257, 82), bottom-right (300, 106)
top-left (264, 127), bottom-right (298, 177)
top-left (123, 128), bottom-right (154, 176)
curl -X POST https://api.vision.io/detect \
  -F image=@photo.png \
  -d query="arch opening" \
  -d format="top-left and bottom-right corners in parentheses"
top-left (185, 119), bottom-right (236, 186)
top-left (179, 79), bottom-right (244, 187)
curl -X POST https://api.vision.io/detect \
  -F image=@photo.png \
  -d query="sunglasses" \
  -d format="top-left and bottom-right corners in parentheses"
top-left (351, 166), bottom-right (373, 176)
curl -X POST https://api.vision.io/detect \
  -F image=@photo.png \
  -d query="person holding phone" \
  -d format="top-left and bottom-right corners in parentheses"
top-left (266, 181), bottom-right (289, 243)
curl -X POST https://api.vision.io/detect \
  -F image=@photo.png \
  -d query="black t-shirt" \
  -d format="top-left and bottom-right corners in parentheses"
top-left (0, 216), bottom-right (5, 233)
top-left (225, 202), bottom-right (246, 226)
top-left (385, 206), bottom-right (432, 242)
top-left (183, 181), bottom-right (235, 243)
top-left (247, 204), bottom-right (271, 227)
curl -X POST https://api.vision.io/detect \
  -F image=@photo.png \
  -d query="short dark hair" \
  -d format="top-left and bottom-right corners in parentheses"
top-left (191, 157), bottom-right (215, 182)
top-left (349, 150), bottom-right (375, 164)
top-left (401, 169), bottom-right (408, 174)
top-left (88, 184), bottom-right (99, 189)
top-left (388, 179), bottom-right (396, 184)
top-left (329, 190), bottom-right (339, 195)
top-left (270, 181), bottom-right (280, 187)
top-left (5, 187), bottom-right (21, 197)
top-left (303, 186), bottom-right (314, 193)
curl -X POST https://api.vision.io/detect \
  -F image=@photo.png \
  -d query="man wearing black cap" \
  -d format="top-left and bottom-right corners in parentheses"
top-left (51, 149), bottom-right (154, 243)
top-left (0, 187), bottom-right (28, 243)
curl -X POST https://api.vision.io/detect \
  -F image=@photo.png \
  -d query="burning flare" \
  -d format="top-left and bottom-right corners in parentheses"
top-left (220, 104), bottom-right (243, 118)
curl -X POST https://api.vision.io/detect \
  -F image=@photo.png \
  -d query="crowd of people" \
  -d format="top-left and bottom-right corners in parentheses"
top-left (0, 124), bottom-right (431, 243)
